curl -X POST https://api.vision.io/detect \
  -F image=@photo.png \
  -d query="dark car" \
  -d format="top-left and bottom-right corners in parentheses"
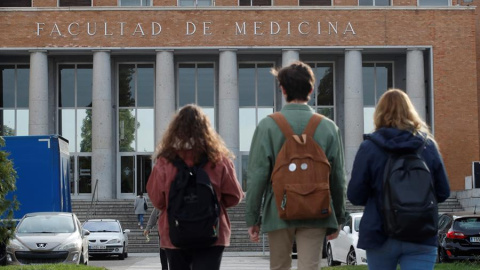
top-left (437, 211), bottom-right (480, 262)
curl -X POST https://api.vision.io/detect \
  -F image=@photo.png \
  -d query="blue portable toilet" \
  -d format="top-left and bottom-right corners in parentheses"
top-left (2, 135), bottom-right (71, 220)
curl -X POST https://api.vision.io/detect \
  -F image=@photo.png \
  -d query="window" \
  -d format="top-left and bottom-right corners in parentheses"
top-left (239, 0), bottom-right (271, 6)
top-left (0, 65), bottom-right (29, 136)
top-left (238, 63), bottom-right (276, 190)
top-left (179, 0), bottom-right (213, 6)
top-left (177, 63), bottom-right (215, 124)
top-left (306, 62), bottom-right (335, 121)
top-left (418, 0), bottom-right (449, 5)
top-left (59, 0), bottom-right (91, 6)
top-left (362, 62), bottom-right (393, 134)
top-left (58, 64), bottom-right (93, 195)
top-left (119, 0), bottom-right (152, 6)
top-left (0, 0), bottom-right (31, 7)
top-left (359, 0), bottom-right (390, 5)
top-left (118, 63), bottom-right (155, 195)
top-left (299, 0), bottom-right (331, 6)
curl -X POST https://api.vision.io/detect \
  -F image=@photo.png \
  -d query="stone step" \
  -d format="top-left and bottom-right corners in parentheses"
top-left (72, 196), bottom-right (464, 253)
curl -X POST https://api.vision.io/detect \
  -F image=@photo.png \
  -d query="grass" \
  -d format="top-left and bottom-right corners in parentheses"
top-left (1, 265), bottom-right (106, 270)
top-left (322, 261), bottom-right (480, 270)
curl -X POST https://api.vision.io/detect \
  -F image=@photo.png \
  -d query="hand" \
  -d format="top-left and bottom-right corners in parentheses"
top-left (326, 225), bottom-right (342, 241)
top-left (143, 230), bottom-right (150, 236)
top-left (248, 225), bottom-right (260, 243)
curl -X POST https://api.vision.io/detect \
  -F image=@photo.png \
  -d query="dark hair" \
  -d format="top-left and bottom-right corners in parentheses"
top-left (152, 104), bottom-right (233, 164)
top-left (271, 61), bottom-right (315, 102)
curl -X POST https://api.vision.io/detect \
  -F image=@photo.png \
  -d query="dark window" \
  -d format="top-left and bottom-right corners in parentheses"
top-left (0, 0), bottom-right (31, 7)
top-left (239, 0), bottom-right (272, 6)
top-left (299, 0), bottom-right (331, 5)
top-left (59, 0), bottom-right (91, 6)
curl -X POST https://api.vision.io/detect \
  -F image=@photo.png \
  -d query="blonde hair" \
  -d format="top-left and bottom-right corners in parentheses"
top-left (152, 104), bottom-right (234, 164)
top-left (374, 89), bottom-right (435, 143)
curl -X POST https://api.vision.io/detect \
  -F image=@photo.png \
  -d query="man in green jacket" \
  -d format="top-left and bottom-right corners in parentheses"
top-left (245, 61), bottom-right (346, 270)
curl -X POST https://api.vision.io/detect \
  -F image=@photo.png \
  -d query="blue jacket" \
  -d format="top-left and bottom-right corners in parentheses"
top-left (347, 128), bottom-right (450, 249)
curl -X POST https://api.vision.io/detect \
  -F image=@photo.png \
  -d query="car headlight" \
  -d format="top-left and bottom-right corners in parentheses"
top-left (8, 239), bottom-right (25, 250)
top-left (58, 241), bottom-right (80, 251)
top-left (106, 238), bottom-right (121, 244)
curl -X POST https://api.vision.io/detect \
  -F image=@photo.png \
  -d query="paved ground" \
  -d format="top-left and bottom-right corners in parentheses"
top-left (89, 252), bottom-right (329, 270)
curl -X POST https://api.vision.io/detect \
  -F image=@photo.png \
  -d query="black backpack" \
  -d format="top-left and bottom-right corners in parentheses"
top-left (167, 156), bottom-right (220, 249)
top-left (374, 138), bottom-right (438, 243)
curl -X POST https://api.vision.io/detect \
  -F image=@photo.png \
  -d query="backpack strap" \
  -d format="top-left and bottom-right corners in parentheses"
top-left (269, 112), bottom-right (295, 137)
top-left (303, 114), bottom-right (323, 137)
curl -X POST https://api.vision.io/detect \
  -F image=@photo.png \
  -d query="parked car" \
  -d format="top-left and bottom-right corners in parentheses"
top-left (82, 219), bottom-right (130, 260)
top-left (5, 212), bottom-right (89, 265)
top-left (437, 211), bottom-right (480, 262)
top-left (326, 212), bottom-right (367, 266)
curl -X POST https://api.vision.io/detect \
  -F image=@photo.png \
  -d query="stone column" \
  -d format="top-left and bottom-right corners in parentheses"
top-left (92, 50), bottom-right (113, 199)
top-left (218, 50), bottom-right (239, 170)
top-left (28, 50), bottom-right (49, 135)
top-left (344, 49), bottom-right (364, 178)
top-left (406, 48), bottom-right (426, 120)
top-left (281, 49), bottom-right (300, 107)
top-left (155, 50), bottom-right (176, 146)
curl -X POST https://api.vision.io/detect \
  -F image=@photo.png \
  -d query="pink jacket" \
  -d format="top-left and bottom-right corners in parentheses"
top-left (146, 150), bottom-right (244, 249)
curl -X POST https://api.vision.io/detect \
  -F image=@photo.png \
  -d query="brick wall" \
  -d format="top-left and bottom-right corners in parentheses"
top-left (0, 7), bottom-right (478, 190)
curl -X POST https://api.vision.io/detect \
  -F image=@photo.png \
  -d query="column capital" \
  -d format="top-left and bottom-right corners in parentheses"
top-left (219, 49), bottom-right (238, 52)
top-left (406, 47), bottom-right (426, 52)
top-left (28, 49), bottom-right (48, 54)
top-left (281, 49), bottom-right (300, 52)
top-left (155, 49), bottom-right (174, 53)
top-left (92, 49), bottom-right (111, 53)
top-left (344, 48), bottom-right (363, 52)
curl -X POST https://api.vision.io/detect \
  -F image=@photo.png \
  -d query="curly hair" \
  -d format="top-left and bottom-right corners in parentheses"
top-left (152, 104), bottom-right (234, 164)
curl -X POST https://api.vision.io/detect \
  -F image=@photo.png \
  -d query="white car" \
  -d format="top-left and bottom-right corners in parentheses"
top-left (6, 212), bottom-right (90, 265)
top-left (82, 219), bottom-right (130, 260)
top-left (326, 212), bottom-right (367, 266)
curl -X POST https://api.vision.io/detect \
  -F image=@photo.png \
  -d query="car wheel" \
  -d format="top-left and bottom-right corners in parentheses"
top-left (438, 247), bottom-right (450, 263)
top-left (327, 244), bottom-right (341, 266)
top-left (123, 243), bottom-right (128, 258)
top-left (118, 243), bottom-right (125, 260)
top-left (346, 248), bottom-right (357, 265)
top-left (0, 242), bottom-right (6, 266)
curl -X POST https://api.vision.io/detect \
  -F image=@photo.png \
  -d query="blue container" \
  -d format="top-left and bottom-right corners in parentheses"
top-left (2, 135), bottom-right (71, 220)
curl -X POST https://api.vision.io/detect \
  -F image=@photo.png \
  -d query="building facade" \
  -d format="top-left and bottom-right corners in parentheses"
top-left (0, 0), bottom-right (478, 201)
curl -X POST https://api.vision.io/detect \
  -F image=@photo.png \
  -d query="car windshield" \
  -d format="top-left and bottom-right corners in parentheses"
top-left (453, 217), bottom-right (480, 233)
top-left (17, 215), bottom-right (75, 234)
top-left (83, 221), bottom-right (120, 233)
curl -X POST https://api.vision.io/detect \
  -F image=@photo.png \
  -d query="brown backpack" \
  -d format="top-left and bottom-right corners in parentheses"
top-left (270, 112), bottom-right (332, 220)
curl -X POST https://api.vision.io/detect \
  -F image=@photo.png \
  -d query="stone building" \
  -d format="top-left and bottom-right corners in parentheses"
top-left (0, 0), bottom-right (478, 205)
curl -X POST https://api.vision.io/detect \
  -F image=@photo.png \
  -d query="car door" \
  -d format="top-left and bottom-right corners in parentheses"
top-left (335, 215), bottom-right (353, 263)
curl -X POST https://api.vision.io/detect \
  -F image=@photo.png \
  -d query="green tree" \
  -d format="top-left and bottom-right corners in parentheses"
top-left (0, 136), bottom-right (18, 264)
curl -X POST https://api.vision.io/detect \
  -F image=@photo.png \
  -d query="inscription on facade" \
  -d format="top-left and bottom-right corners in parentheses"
top-left (36, 21), bottom-right (356, 37)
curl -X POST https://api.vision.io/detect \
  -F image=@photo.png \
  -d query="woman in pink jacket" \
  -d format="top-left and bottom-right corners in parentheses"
top-left (147, 104), bottom-right (244, 270)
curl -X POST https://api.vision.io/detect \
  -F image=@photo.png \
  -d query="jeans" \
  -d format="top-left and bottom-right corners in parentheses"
top-left (137, 214), bottom-right (144, 226)
top-left (366, 238), bottom-right (437, 270)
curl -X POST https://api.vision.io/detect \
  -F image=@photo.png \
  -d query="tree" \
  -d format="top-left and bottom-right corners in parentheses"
top-left (0, 137), bottom-right (18, 265)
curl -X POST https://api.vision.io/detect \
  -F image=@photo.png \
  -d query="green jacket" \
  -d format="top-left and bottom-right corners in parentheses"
top-left (245, 104), bottom-right (346, 234)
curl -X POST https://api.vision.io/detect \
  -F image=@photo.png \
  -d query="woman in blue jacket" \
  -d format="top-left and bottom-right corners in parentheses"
top-left (347, 89), bottom-right (450, 270)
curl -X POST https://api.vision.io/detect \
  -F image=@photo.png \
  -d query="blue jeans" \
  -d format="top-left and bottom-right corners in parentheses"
top-left (366, 238), bottom-right (437, 270)
top-left (137, 214), bottom-right (144, 226)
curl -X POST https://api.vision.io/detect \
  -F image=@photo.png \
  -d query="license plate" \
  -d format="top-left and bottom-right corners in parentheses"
top-left (470, 237), bottom-right (480, 242)
top-left (90, 245), bottom-right (106, 249)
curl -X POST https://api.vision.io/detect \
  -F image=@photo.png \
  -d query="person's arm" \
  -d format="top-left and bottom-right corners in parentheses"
top-left (245, 120), bottom-right (273, 228)
top-left (347, 142), bottom-right (372, 206)
top-left (147, 159), bottom-right (168, 211)
top-left (145, 208), bottom-right (160, 232)
top-left (220, 158), bottom-right (244, 209)
top-left (430, 142), bottom-right (451, 203)
top-left (328, 125), bottom-right (347, 226)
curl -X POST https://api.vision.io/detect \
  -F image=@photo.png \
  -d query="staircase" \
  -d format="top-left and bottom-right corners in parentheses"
top-left (72, 196), bottom-right (464, 253)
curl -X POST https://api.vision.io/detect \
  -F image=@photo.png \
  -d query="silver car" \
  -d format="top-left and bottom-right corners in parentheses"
top-left (6, 212), bottom-right (89, 265)
top-left (82, 219), bottom-right (130, 260)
